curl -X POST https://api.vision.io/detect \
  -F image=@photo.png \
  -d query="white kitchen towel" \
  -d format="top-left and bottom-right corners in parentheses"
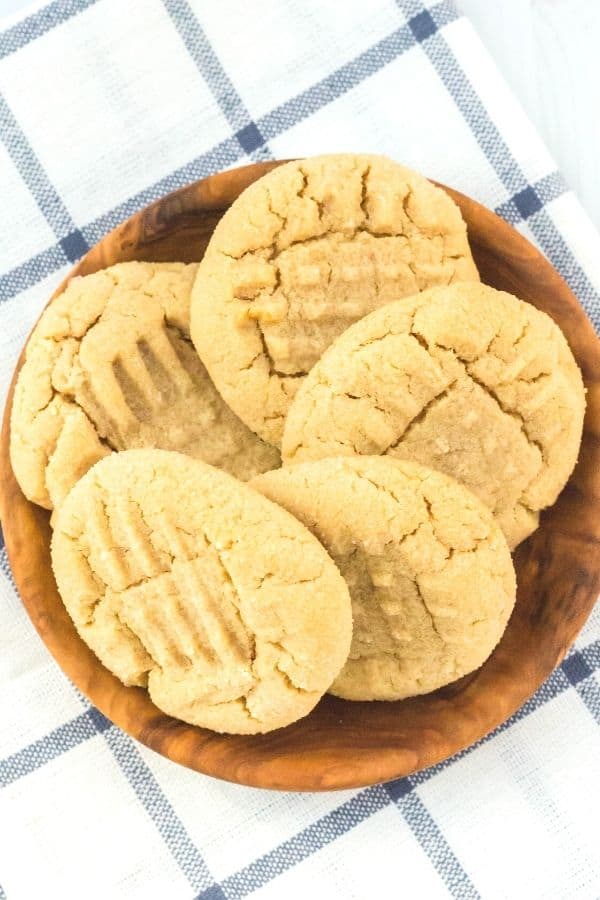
top-left (0, 1), bottom-right (599, 898)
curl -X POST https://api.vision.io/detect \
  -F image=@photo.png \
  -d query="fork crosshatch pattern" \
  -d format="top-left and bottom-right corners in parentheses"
top-left (0, 1), bottom-right (599, 898)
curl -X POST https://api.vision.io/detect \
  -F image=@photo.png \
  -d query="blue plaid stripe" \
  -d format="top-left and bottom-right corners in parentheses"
top-left (78, 136), bottom-right (244, 244)
top-left (0, 547), bottom-right (14, 585)
top-left (0, 0), bottom-right (98, 60)
top-left (0, 135), bottom-right (243, 301)
top-left (407, 2), bottom-right (526, 195)
top-left (162, 0), bottom-right (271, 160)
top-left (1, 1), bottom-right (599, 897)
top-left (386, 789), bottom-right (480, 898)
top-left (0, 0), bottom-right (595, 335)
top-left (562, 645), bottom-right (600, 725)
top-left (531, 208), bottom-right (600, 323)
top-left (396, 0), bottom-right (600, 329)
top-left (215, 786), bottom-right (391, 899)
top-left (581, 640), bottom-right (600, 670)
top-left (0, 707), bottom-right (110, 788)
top-left (2, 637), bottom-right (597, 897)
top-left (0, 93), bottom-right (78, 239)
top-left (213, 643), bottom-right (599, 898)
top-left (0, 7), bottom-right (427, 306)
top-left (408, 641), bottom-right (600, 790)
top-left (257, 20), bottom-right (420, 139)
top-left (0, 242), bottom-right (69, 301)
top-left (0, 702), bottom-right (218, 894)
top-left (198, 886), bottom-right (227, 900)
top-left (495, 172), bottom-right (567, 225)
top-left (0, 10), bottom-right (576, 316)
top-left (575, 678), bottom-right (600, 724)
top-left (102, 727), bottom-right (215, 894)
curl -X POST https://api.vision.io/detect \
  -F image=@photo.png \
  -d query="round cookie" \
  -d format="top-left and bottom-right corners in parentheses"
top-left (252, 457), bottom-right (516, 701)
top-left (191, 154), bottom-right (479, 446)
top-left (51, 449), bottom-right (352, 734)
top-left (10, 262), bottom-right (280, 510)
top-left (282, 283), bottom-right (586, 548)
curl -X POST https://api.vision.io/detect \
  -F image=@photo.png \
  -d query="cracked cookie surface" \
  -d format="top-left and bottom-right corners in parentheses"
top-left (282, 283), bottom-right (586, 548)
top-left (252, 457), bottom-right (516, 701)
top-left (10, 261), bottom-right (280, 510)
top-left (51, 449), bottom-right (352, 733)
top-left (190, 154), bottom-right (479, 446)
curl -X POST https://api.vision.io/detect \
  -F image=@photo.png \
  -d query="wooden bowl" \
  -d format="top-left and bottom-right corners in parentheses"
top-left (1, 162), bottom-right (599, 792)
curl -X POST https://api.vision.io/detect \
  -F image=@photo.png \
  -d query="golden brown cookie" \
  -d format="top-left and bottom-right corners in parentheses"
top-left (10, 262), bottom-right (280, 509)
top-left (51, 449), bottom-right (352, 734)
top-left (252, 457), bottom-right (516, 701)
top-left (191, 154), bottom-right (479, 446)
top-left (282, 283), bottom-right (586, 548)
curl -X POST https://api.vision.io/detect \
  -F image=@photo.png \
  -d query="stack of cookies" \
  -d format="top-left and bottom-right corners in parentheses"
top-left (10, 154), bottom-right (586, 734)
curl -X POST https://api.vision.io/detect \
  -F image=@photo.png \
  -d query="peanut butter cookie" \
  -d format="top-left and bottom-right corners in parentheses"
top-left (252, 457), bottom-right (516, 701)
top-left (10, 262), bottom-right (280, 509)
top-left (282, 283), bottom-right (586, 548)
top-left (191, 154), bottom-right (479, 446)
top-left (51, 449), bottom-right (352, 733)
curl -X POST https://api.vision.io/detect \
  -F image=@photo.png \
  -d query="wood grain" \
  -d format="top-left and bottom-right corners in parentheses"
top-left (1, 161), bottom-right (599, 792)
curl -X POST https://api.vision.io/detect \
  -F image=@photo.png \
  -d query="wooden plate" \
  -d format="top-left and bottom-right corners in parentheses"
top-left (1, 162), bottom-right (599, 792)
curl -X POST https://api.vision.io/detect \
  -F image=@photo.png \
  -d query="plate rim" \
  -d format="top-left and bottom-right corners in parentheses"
top-left (1, 161), bottom-right (599, 791)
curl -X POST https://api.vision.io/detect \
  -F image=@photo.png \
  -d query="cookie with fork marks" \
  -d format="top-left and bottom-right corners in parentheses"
top-left (10, 261), bottom-right (280, 510)
top-left (51, 449), bottom-right (352, 734)
top-left (190, 154), bottom-right (479, 446)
